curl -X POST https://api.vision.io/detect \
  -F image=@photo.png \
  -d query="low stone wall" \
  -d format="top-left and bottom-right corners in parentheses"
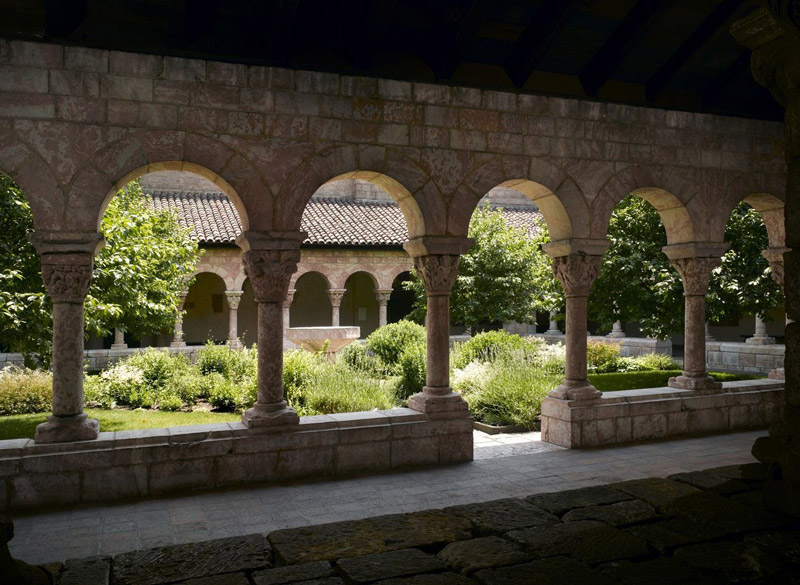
top-left (0, 409), bottom-right (473, 512)
top-left (533, 334), bottom-right (672, 358)
top-left (706, 341), bottom-right (784, 374)
top-left (541, 379), bottom-right (783, 449)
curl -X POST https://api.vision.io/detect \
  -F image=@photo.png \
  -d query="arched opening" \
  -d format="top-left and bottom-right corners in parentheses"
top-left (388, 271), bottom-right (415, 324)
top-left (239, 278), bottom-right (258, 347)
top-left (341, 271), bottom-right (380, 338)
top-left (291, 272), bottom-right (333, 327)
top-left (629, 187), bottom-right (694, 245)
top-left (183, 272), bottom-right (229, 345)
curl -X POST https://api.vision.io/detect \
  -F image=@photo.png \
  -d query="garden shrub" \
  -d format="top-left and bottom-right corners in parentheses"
top-left (586, 340), bottom-right (622, 373)
top-left (0, 367), bottom-right (52, 415)
top-left (452, 330), bottom-right (535, 369)
top-left (97, 363), bottom-right (153, 408)
top-left (290, 361), bottom-right (397, 416)
top-left (633, 352), bottom-right (680, 371)
top-left (155, 391), bottom-right (184, 412)
top-left (283, 349), bottom-right (323, 400)
top-left (207, 375), bottom-right (257, 412)
top-left (337, 342), bottom-right (383, 375)
top-left (195, 342), bottom-right (257, 382)
top-left (126, 348), bottom-right (188, 389)
top-left (533, 342), bottom-right (566, 375)
top-left (365, 320), bottom-right (426, 370)
top-left (396, 343), bottom-right (426, 400)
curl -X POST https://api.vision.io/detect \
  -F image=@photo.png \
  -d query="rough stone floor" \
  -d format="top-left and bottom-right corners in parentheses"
top-left (13, 429), bottom-right (800, 584)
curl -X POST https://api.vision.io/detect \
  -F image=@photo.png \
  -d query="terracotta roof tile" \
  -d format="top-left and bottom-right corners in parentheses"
top-left (146, 191), bottom-right (542, 247)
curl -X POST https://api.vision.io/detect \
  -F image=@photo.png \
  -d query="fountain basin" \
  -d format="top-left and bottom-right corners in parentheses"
top-left (286, 326), bottom-right (361, 353)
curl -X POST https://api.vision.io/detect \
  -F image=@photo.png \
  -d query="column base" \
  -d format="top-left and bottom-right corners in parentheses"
top-left (170, 340), bottom-right (186, 348)
top-left (242, 401), bottom-right (300, 428)
top-left (548, 379), bottom-right (601, 401)
top-left (768, 367), bottom-right (785, 380)
top-left (34, 413), bottom-right (99, 443)
top-left (227, 339), bottom-right (243, 349)
top-left (746, 335), bottom-right (776, 345)
top-left (606, 332), bottom-right (625, 338)
top-left (545, 329), bottom-right (563, 335)
top-left (668, 374), bottom-right (722, 390)
top-left (110, 343), bottom-right (128, 350)
top-left (407, 389), bottom-right (470, 418)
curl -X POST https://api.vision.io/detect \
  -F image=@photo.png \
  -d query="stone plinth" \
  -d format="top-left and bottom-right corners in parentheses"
top-left (285, 326), bottom-right (361, 353)
top-left (0, 409), bottom-right (473, 512)
top-left (541, 379), bottom-right (784, 448)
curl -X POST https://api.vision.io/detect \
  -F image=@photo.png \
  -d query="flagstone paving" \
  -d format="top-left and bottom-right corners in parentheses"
top-left (8, 429), bottom-right (788, 584)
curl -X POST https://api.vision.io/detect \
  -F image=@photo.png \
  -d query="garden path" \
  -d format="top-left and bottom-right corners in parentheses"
top-left (10, 429), bottom-right (761, 565)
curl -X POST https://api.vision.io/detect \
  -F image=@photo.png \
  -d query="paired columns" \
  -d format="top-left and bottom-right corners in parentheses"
top-left (663, 245), bottom-right (728, 390)
top-left (225, 290), bottom-right (244, 347)
top-left (376, 289), bottom-right (393, 327)
top-left (327, 288), bottom-right (346, 326)
top-left (404, 236), bottom-right (472, 418)
top-left (238, 230), bottom-right (306, 428)
top-left (30, 232), bottom-right (104, 443)
top-left (170, 291), bottom-right (188, 347)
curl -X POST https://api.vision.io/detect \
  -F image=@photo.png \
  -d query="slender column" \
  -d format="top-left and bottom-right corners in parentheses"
top-left (328, 288), bottom-right (346, 327)
top-left (548, 252), bottom-right (603, 401)
top-left (668, 256), bottom-right (722, 390)
top-left (111, 328), bottom-right (127, 349)
top-left (705, 321), bottom-right (715, 342)
top-left (283, 289), bottom-right (295, 333)
top-left (546, 310), bottom-right (562, 334)
top-left (31, 232), bottom-right (103, 443)
top-left (225, 290), bottom-right (244, 348)
top-left (238, 231), bottom-right (305, 428)
top-left (764, 249), bottom-right (787, 378)
top-left (608, 320), bottom-right (625, 338)
top-left (376, 288), bottom-right (393, 327)
top-left (748, 313), bottom-right (776, 345)
top-left (171, 291), bottom-right (188, 347)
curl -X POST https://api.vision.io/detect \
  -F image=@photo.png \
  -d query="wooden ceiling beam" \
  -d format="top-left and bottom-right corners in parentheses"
top-left (646, 0), bottom-right (744, 103)
top-left (701, 49), bottom-right (750, 109)
top-left (43, 0), bottom-right (87, 40)
top-left (579, 0), bottom-right (672, 98)
top-left (505, 0), bottom-right (581, 89)
top-left (345, 0), bottom-right (396, 71)
top-left (434, 0), bottom-right (493, 81)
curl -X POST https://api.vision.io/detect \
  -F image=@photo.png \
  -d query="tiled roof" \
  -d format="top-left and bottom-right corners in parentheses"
top-left (146, 191), bottom-right (542, 247)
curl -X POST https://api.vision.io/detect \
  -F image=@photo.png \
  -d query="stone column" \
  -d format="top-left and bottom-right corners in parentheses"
top-left (376, 288), bottom-right (393, 327)
top-left (171, 291), bottom-right (188, 347)
top-left (283, 289), bottom-right (295, 333)
top-left (666, 254), bottom-right (724, 390)
top-left (30, 232), bottom-right (103, 443)
top-left (546, 310), bottom-right (562, 334)
top-left (705, 321), bottom-right (715, 342)
top-left (608, 320), bottom-right (625, 338)
top-left (733, 4), bottom-right (800, 516)
top-left (548, 252), bottom-right (604, 401)
top-left (748, 314), bottom-right (777, 345)
top-left (225, 290), bottom-right (244, 348)
top-left (763, 248), bottom-right (787, 378)
top-left (328, 288), bottom-right (346, 327)
top-left (403, 236), bottom-right (472, 417)
top-left (111, 328), bottom-right (127, 349)
top-left (238, 231), bottom-right (305, 428)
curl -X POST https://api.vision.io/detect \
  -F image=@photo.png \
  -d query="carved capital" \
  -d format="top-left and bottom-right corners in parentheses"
top-left (327, 288), bottom-right (347, 306)
top-left (551, 252), bottom-right (603, 297)
top-left (414, 254), bottom-right (460, 296)
top-left (40, 254), bottom-right (94, 304)
top-left (243, 250), bottom-right (300, 303)
top-left (225, 291), bottom-right (244, 310)
top-left (375, 288), bottom-right (393, 304)
top-left (670, 256), bottom-right (721, 296)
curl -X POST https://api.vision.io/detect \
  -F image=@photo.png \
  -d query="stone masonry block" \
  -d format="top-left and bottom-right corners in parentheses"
top-left (192, 83), bottom-right (241, 109)
top-left (57, 96), bottom-right (105, 123)
top-left (450, 129), bottom-right (486, 151)
top-left (336, 441), bottom-right (391, 474)
top-left (100, 74), bottom-right (153, 101)
top-left (154, 79), bottom-right (191, 104)
top-left (138, 103), bottom-right (178, 128)
top-left (391, 437), bottom-right (439, 467)
top-left (0, 65), bottom-right (48, 93)
top-left (22, 449), bottom-right (112, 473)
top-left (686, 408), bottom-right (729, 434)
top-left (295, 70), bottom-right (339, 94)
top-left (12, 471), bottom-right (81, 509)
top-left (214, 452), bottom-right (279, 487)
top-left (487, 132), bottom-right (524, 154)
top-left (274, 92), bottom-right (319, 116)
top-left (482, 90), bottom-right (517, 111)
top-left (9, 41), bottom-right (63, 68)
top-left (207, 61), bottom-right (248, 86)
top-left (339, 425), bottom-right (390, 444)
top-left (109, 51), bottom-right (162, 77)
top-left (631, 414), bottom-right (668, 441)
top-left (162, 56), bottom-right (206, 82)
top-left (666, 411), bottom-right (689, 436)
top-left (82, 464), bottom-right (148, 502)
top-left (377, 123), bottom-right (409, 146)
top-left (49, 70), bottom-right (100, 97)
top-left (458, 108), bottom-right (500, 131)
top-left (628, 399), bottom-right (682, 417)
top-left (64, 47), bottom-right (109, 72)
top-left (276, 446), bottom-right (335, 480)
top-left (414, 83), bottom-right (451, 104)
top-left (378, 79), bottom-right (412, 101)
top-left (148, 458), bottom-right (214, 495)
top-left (340, 75), bottom-right (379, 98)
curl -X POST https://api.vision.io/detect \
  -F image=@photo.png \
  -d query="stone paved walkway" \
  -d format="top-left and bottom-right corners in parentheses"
top-left (9, 429), bottom-right (765, 567)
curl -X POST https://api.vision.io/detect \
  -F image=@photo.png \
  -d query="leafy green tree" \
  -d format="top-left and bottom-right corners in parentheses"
top-left (0, 177), bottom-right (202, 363)
top-left (588, 196), bottom-right (684, 339)
top-left (707, 202), bottom-right (783, 324)
top-left (0, 175), bottom-right (52, 364)
top-left (406, 206), bottom-right (562, 331)
top-left (85, 180), bottom-right (203, 339)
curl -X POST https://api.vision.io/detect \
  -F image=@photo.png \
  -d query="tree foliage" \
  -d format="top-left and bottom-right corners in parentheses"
top-left (406, 205), bottom-right (563, 331)
top-left (588, 196), bottom-right (684, 339)
top-left (0, 177), bottom-right (202, 364)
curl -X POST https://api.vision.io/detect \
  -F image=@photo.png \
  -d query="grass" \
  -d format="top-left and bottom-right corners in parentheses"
top-left (589, 370), bottom-right (761, 392)
top-left (0, 408), bottom-right (240, 440)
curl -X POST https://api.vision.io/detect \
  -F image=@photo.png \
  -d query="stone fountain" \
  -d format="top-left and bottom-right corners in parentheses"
top-left (286, 326), bottom-right (361, 354)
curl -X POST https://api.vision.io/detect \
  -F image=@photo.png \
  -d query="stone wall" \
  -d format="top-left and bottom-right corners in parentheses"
top-left (706, 341), bottom-right (784, 374)
top-left (541, 378), bottom-right (784, 448)
top-left (0, 410), bottom-right (473, 511)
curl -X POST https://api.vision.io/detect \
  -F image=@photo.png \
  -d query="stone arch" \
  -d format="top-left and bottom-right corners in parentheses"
top-left (291, 271), bottom-right (333, 327)
top-left (722, 173), bottom-right (786, 248)
top-left (290, 268), bottom-right (333, 291)
top-left (594, 166), bottom-right (697, 245)
top-left (183, 271), bottom-right (230, 345)
top-left (452, 156), bottom-right (589, 242)
top-left (275, 145), bottom-right (432, 238)
top-left (64, 131), bottom-right (260, 233)
top-left (342, 268), bottom-right (379, 291)
top-left (191, 267), bottom-right (236, 292)
top-left (341, 270), bottom-right (381, 337)
top-left (0, 129), bottom-right (65, 231)
top-left (385, 265), bottom-right (413, 291)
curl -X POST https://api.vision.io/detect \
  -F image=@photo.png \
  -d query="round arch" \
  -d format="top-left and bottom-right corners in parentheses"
top-left (341, 270), bottom-right (381, 338)
top-left (741, 192), bottom-right (785, 249)
top-left (290, 268), bottom-right (333, 291)
top-left (190, 266), bottom-right (237, 292)
top-left (291, 271), bottom-right (333, 327)
top-left (183, 271), bottom-right (229, 345)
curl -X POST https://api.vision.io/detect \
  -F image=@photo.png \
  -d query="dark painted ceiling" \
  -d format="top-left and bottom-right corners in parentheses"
top-left (0, 0), bottom-right (784, 121)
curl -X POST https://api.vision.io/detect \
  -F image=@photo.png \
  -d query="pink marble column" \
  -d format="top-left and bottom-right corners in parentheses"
top-left (30, 232), bottom-right (103, 443)
top-left (238, 231), bottom-right (305, 428)
top-left (225, 290), bottom-right (243, 348)
top-left (403, 236), bottom-right (472, 418)
top-left (328, 288), bottom-right (346, 327)
top-left (548, 252), bottom-right (603, 401)
top-left (170, 291), bottom-right (188, 347)
top-left (375, 288), bottom-right (393, 327)
top-left (283, 289), bottom-right (295, 333)
top-left (668, 256), bottom-right (722, 390)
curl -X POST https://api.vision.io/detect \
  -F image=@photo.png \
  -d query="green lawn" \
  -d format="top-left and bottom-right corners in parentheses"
top-left (0, 408), bottom-right (240, 440)
top-left (589, 370), bottom-right (761, 392)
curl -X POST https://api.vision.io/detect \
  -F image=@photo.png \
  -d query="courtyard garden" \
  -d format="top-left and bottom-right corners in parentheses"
top-left (0, 321), bottom-right (758, 440)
